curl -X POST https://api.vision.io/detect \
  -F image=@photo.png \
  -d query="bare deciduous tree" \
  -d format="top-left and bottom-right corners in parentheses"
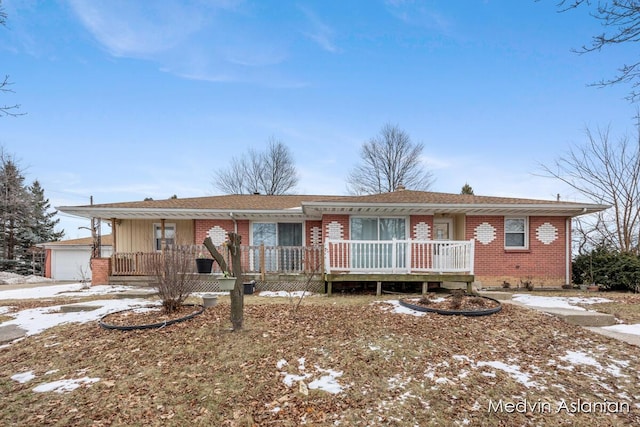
top-left (347, 123), bottom-right (434, 194)
top-left (0, 75), bottom-right (21, 118)
top-left (541, 122), bottom-right (640, 254)
top-left (0, 3), bottom-right (22, 118)
top-left (554, 0), bottom-right (640, 101)
top-left (204, 234), bottom-right (244, 331)
top-left (215, 138), bottom-right (298, 195)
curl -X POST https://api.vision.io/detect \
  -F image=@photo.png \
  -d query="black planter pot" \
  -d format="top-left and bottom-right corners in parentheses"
top-left (195, 258), bottom-right (213, 273)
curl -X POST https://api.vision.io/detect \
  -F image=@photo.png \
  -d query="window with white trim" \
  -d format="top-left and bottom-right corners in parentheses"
top-left (154, 223), bottom-right (175, 250)
top-left (504, 217), bottom-right (527, 249)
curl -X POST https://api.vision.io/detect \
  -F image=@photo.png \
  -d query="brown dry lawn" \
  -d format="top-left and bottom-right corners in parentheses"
top-left (1, 292), bottom-right (640, 426)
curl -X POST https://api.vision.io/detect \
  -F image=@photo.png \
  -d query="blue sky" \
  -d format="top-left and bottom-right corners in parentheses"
top-left (1, 0), bottom-right (638, 238)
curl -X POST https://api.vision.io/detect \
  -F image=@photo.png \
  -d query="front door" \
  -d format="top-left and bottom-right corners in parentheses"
top-left (433, 219), bottom-right (452, 240)
top-left (433, 219), bottom-right (453, 270)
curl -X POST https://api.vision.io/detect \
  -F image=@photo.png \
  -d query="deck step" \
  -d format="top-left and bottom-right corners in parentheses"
top-left (114, 289), bottom-right (158, 299)
top-left (525, 306), bottom-right (617, 327)
top-left (0, 325), bottom-right (27, 344)
top-left (478, 291), bottom-right (513, 301)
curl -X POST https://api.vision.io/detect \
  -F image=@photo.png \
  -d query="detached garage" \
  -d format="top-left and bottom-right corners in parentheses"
top-left (39, 235), bottom-right (113, 281)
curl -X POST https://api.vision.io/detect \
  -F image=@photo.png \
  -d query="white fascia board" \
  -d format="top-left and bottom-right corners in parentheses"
top-left (56, 206), bottom-right (308, 220)
top-left (302, 202), bottom-right (609, 217)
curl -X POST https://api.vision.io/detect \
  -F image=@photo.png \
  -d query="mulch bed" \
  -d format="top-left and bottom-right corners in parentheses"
top-left (409, 293), bottom-right (501, 311)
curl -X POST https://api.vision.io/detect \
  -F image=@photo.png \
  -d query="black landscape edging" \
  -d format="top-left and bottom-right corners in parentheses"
top-left (399, 296), bottom-right (502, 317)
top-left (99, 304), bottom-right (205, 331)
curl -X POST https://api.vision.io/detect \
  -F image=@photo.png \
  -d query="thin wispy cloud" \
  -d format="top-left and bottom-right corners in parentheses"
top-left (298, 6), bottom-right (340, 53)
top-left (66, 0), bottom-right (295, 86)
top-left (384, 0), bottom-right (454, 35)
top-left (67, 0), bottom-right (212, 57)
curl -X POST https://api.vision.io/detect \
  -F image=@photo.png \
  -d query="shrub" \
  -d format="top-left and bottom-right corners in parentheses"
top-left (151, 246), bottom-right (198, 313)
top-left (573, 247), bottom-right (640, 292)
top-left (520, 277), bottom-right (534, 291)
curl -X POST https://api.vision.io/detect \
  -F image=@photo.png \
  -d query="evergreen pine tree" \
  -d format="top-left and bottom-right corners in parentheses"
top-left (461, 183), bottom-right (474, 195)
top-left (28, 180), bottom-right (64, 244)
top-left (0, 155), bottom-right (31, 267)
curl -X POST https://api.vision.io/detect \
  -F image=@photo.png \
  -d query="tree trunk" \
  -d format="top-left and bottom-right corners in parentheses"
top-left (228, 233), bottom-right (244, 331)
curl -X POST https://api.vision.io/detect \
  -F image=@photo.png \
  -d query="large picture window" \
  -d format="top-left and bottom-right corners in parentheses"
top-left (252, 222), bottom-right (303, 272)
top-left (505, 217), bottom-right (527, 249)
top-left (350, 217), bottom-right (407, 270)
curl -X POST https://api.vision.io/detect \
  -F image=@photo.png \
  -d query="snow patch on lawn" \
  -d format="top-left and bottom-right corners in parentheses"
top-left (477, 361), bottom-right (539, 388)
top-left (3, 298), bottom-right (154, 336)
top-left (559, 350), bottom-right (629, 377)
top-left (375, 300), bottom-right (425, 317)
top-left (259, 291), bottom-right (313, 298)
top-left (0, 272), bottom-right (54, 285)
top-left (11, 371), bottom-right (35, 383)
top-left (0, 283), bottom-right (137, 300)
top-left (33, 377), bottom-right (100, 393)
top-left (277, 358), bottom-right (345, 394)
top-left (309, 366), bottom-right (344, 394)
top-left (512, 294), bottom-right (611, 311)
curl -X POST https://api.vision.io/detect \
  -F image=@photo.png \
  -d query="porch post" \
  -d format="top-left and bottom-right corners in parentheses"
top-left (468, 238), bottom-right (475, 274)
top-left (260, 243), bottom-right (265, 281)
top-left (324, 240), bottom-right (331, 274)
top-left (111, 218), bottom-right (117, 275)
top-left (422, 282), bottom-right (428, 295)
top-left (376, 281), bottom-right (382, 296)
top-left (160, 219), bottom-right (166, 253)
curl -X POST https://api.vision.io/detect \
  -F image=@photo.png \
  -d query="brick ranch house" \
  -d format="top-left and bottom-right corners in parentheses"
top-left (57, 189), bottom-right (607, 294)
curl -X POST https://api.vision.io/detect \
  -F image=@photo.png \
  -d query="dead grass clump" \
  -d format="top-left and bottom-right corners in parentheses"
top-left (419, 294), bottom-right (433, 305)
top-left (468, 296), bottom-right (488, 308)
top-left (450, 289), bottom-right (464, 309)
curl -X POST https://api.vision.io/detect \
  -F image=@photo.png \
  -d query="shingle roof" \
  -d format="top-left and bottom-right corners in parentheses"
top-left (57, 190), bottom-right (608, 219)
top-left (70, 194), bottom-right (342, 210)
top-left (39, 234), bottom-right (113, 247)
top-left (308, 189), bottom-right (572, 205)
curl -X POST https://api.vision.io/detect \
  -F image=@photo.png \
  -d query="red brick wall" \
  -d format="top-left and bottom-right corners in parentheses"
top-left (467, 216), bottom-right (569, 287)
top-left (91, 257), bottom-right (111, 286)
top-left (409, 215), bottom-right (434, 239)
top-left (194, 219), bottom-right (250, 246)
top-left (322, 215), bottom-right (349, 271)
top-left (306, 220), bottom-right (323, 246)
top-left (44, 249), bottom-right (52, 279)
top-left (322, 215), bottom-right (349, 240)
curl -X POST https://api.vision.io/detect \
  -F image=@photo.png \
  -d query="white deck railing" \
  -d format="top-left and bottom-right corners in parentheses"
top-left (324, 239), bottom-right (474, 274)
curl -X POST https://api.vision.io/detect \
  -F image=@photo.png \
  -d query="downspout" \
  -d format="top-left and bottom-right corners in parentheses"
top-left (566, 218), bottom-right (571, 286)
top-left (229, 212), bottom-right (238, 234)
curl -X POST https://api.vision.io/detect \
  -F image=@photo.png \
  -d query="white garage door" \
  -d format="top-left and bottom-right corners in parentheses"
top-left (52, 249), bottom-right (92, 281)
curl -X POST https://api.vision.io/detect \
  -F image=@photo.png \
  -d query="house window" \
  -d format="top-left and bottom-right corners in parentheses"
top-left (154, 223), bottom-right (175, 250)
top-left (350, 217), bottom-right (406, 240)
top-left (505, 218), bottom-right (527, 249)
top-left (251, 222), bottom-right (303, 272)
